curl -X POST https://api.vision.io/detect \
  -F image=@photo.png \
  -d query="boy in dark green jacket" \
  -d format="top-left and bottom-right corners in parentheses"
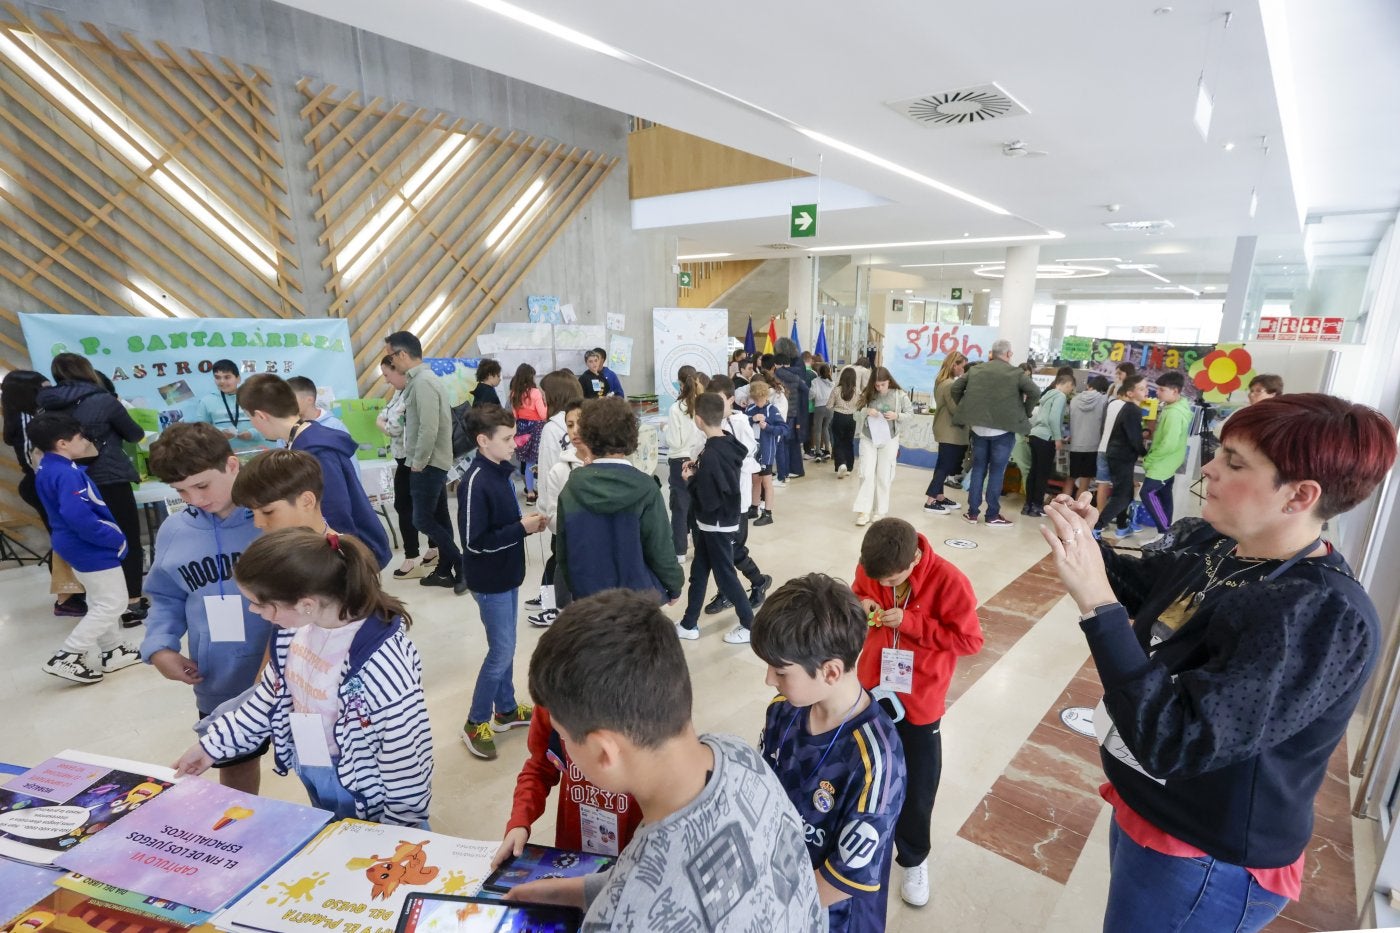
top-left (556, 397), bottom-right (684, 602)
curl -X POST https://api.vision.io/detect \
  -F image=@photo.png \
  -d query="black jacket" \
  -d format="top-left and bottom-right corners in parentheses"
top-left (471, 383), bottom-right (502, 408)
top-left (772, 364), bottom-right (809, 440)
top-left (457, 455), bottom-right (525, 593)
top-left (687, 434), bottom-right (746, 529)
top-left (1105, 400), bottom-right (1147, 460)
top-left (36, 382), bottom-right (143, 485)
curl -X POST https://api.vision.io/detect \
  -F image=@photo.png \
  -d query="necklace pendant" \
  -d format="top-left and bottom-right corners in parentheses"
top-left (1189, 592), bottom-right (1205, 608)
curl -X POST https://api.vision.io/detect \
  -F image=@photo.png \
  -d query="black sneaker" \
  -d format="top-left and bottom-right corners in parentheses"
top-left (120, 597), bottom-right (149, 629)
top-left (420, 567), bottom-right (456, 588)
top-left (43, 650), bottom-right (102, 685)
top-left (753, 512), bottom-right (774, 527)
top-left (745, 506), bottom-right (759, 520)
top-left (704, 594), bottom-right (733, 615)
top-left (524, 595), bottom-right (543, 608)
top-left (53, 596), bottom-right (87, 618)
top-left (748, 574), bottom-right (772, 609)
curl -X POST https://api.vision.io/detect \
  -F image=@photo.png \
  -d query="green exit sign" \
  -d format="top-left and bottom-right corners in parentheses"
top-left (951, 287), bottom-right (964, 300)
top-left (790, 204), bottom-right (817, 238)
top-left (678, 270), bottom-right (693, 288)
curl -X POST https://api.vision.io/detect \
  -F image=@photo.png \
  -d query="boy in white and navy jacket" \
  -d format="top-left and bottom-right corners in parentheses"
top-left (29, 413), bottom-right (141, 685)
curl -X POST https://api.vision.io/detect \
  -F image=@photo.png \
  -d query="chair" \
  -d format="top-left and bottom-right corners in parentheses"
top-left (338, 398), bottom-right (389, 461)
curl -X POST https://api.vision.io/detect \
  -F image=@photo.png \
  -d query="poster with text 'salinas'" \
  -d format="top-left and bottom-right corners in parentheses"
top-left (216, 820), bottom-right (497, 933)
top-left (56, 777), bottom-right (331, 913)
top-left (0, 750), bottom-right (176, 866)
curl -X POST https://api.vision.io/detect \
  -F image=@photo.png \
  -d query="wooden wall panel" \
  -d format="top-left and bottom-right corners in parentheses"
top-left (299, 82), bottom-right (618, 387)
top-left (628, 124), bottom-right (808, 199)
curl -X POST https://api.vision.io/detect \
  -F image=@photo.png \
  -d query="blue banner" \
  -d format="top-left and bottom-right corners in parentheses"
top-left (20, 314), bottom-right (359, 430)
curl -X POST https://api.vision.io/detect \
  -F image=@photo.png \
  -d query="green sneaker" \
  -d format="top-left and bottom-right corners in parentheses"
top-left (461, 720), bottom-right (497, 760)
top-left (493, 704), bottom-right (534, 732)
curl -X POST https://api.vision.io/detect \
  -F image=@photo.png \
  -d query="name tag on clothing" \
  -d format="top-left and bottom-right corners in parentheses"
top-left (204, 595), bottom-right (245, 643)
top-left (879, 647), bottom-right (914, 693)
top-left (1094, 698), bottom-right (1165, 785)
top-left (290, 711), bottom-right (334, 767)
top-left (579, 803), bottom-right (620, 856)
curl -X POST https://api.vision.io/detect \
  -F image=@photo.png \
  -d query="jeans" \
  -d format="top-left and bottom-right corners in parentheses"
top-left (967, 432), bottom-right (1016, 519)
top-left (409, 466), bottom-right (459, 568)
top-left (925, 443), bottom-right (968, 498)
top-left (680, 528), bottom-right (753, 630)
top-left (299, 763), bottom-right (357, 819)
top-left (894, 717), bottom-right (942, 867)
top-left (468, 588), bottom-right (519, 724)
top-left (1141, 477), bottom-right (1175, 533)
top-left (393, 459), bottom-right (436, 559)
top-left (667, 458), bottom-right (690, 556)
top-left (831, 412), bottom-right (857, 472)
top-left (1026, 436), bottom-right (1057, 508)
top-left (784, 435), bottom-right (805, 477)
top-left (1102, 820), bottom-right (1287, 933)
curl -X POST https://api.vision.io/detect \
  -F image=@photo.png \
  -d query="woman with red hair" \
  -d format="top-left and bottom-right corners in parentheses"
top-left (1038, 393), bottom-right (1396, 932)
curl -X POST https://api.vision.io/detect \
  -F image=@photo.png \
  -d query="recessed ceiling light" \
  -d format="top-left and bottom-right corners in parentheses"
top-left (1222, 141), bottom-right (1235, 151)
top-left (677, 252), bottom-right (732, 260)
top-left (1154, 6), bottom-right (1174, 15)
top-left (809, 231), bottom-right (1065, 252)
top-left (904, 289), bottom-right (914, 294)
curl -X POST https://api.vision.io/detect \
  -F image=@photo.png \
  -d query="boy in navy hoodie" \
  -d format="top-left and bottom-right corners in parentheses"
top-left (676, 393), bottom-right (754, 645)
top-left (460, 404), bottom-right (548, 761)
top-left (141, 421), bottom-right (272, 794)
top-left (28, 414), bottom-right (141, 685)
top-left (237, 374), bottom-right (392, 570)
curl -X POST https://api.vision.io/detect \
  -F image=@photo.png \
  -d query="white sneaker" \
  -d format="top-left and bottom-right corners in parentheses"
top-left (855, 512), bottom-right (871, 526)
top-left (874, 513), bottom-right (887, 522)
top-left (901, 860), bottom-right (930, 907)
top-left (100, 645), bottom-right (142, 673)
top-left (722, 625), bottom-right (751, 644)
top-left (675, 623), bottom-right (700, 641)
top-left (773, 479), bottom-right (788, 488)
top-left (43, 650), bottom-right (102, 685)
top-left (837, 465), bottom-right (849, 477)
top-left (527, 609), bottom-right (559, 628)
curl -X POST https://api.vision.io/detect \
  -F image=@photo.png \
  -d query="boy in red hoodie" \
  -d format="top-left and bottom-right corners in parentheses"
top-left (853, 517), bottom-right (982, 908)
top-left (492, 706), bottom-right (645, 869)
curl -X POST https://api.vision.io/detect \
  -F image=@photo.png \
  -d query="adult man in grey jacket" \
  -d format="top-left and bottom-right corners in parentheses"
top-left (950, 339), bottom-right (1039, 526)
top-left (385, 330), bottom-right (462, 592)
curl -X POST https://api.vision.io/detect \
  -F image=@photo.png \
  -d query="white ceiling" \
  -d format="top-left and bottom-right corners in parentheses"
top-left (275, 0), bottom-right (1399, 295)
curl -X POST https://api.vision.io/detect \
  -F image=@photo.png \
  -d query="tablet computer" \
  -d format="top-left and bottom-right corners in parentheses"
top-left (480, 843), bottom-right (615, 895)
top-left (395, 893), bottom-right (582, 933)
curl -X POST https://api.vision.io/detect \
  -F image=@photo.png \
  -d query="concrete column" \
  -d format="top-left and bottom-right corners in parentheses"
top-left (999, 244), bottom-right (1040, 352)
top-left (787, 257), bottom-right (817, 354)
top-left (1051, 301), bottom-right (1069, 348)
top-left (1219, 235), bottom-right (1258, 342)
top-left (970, 290), bottom-right (992, 325)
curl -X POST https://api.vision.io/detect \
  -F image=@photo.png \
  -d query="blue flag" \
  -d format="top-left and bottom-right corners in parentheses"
top-left (815, 318), bottom-right (829, 362)
top-left (789, 319), bottom-right (801, 354)
top-left (743, 316), bottom-right (756, 355)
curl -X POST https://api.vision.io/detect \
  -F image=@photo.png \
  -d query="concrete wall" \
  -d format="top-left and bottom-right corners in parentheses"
top-left (1, 0), bottom-right (673, 390)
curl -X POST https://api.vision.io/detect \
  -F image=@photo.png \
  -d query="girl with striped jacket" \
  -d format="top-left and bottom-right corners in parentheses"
top-left (175, 528), bottom-right (433, 827)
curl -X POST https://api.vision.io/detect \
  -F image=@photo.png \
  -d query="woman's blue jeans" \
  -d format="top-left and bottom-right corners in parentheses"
top-left (1102, 820), bottom-right (1288, 933)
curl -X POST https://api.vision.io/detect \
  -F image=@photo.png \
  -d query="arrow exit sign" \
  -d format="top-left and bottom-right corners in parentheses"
top-left (790, 203), bottom-right (817, 238)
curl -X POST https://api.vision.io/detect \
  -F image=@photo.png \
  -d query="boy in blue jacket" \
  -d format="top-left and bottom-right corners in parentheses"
top-left (237, 374), bottom-right (392, 569)
top-left (28, 414), bottom-right (141, 685)
top-left (140, 421), bottom-right (272, 794)
top-left (459, 404), bottom-right (548, 760)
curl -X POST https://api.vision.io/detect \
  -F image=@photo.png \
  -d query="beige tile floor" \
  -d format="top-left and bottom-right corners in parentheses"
top-left (0, 461), bottom-right (1369, 930)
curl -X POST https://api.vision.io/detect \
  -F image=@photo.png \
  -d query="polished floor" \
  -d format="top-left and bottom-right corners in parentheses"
top-left (0, 461), bottom-right (1374, 931)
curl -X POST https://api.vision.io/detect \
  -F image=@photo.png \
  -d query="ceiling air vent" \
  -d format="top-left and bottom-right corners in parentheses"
top-left (1104, 219), bottom-right (1175, 234)
top-left (887, 83), bottom-right (1029, 126)
top-left (761, 243), bottom-right (799, 250)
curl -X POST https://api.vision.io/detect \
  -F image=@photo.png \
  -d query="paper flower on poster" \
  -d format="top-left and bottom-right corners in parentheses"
top-left (1189, 344), bottom-right (1255, 401)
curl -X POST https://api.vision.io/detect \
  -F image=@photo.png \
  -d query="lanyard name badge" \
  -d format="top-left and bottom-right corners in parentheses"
top-left (220, 392), bottom-right (242, 430)
top-left (289, 712), bottom-right (333, 768)
top-left (203, 516), bottom-right (246, 643)
top-left (578, 804), bottom-right (620, 855)
top-left (879, 583), bottom-right (915, 693)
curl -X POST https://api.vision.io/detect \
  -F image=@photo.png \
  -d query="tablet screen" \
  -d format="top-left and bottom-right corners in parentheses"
top-left (481, 844), bottom-right (614, 893)
top-left (396, 893), bottom-right (581, 933)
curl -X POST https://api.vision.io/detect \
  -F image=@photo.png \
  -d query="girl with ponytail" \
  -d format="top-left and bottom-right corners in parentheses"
top-left (175, 528), bottom-right (433, 826)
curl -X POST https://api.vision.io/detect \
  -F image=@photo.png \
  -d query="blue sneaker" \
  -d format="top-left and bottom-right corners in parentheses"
top-left (1123, 523), bottom-right (1145, 537)
top-left (1092, 528), bottom-right (1103, 542)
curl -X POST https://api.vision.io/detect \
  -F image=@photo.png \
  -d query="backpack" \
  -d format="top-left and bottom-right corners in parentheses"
top-left (451, 399), bottom-right (477, 459)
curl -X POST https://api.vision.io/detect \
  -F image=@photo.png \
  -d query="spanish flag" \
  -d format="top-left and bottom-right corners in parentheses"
top-left (763, 318), bottom-right (777, 355)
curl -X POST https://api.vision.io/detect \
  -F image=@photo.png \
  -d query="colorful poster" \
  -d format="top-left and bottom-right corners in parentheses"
top-left (19, 315), bottom-right (359, 427)
top-left (0, 861), bottom-right (62, 926)
top-left (423, 358), bottom-right (483, 408)
top-left (57, 777), bottom-right (330, 912)
top-left (55, 872), bottom-right (211, 926)
top-left (526, 295), bottom-right (562, 324)
top-left (882, 324), bottom-right (998, 399)
top-left (652, 308), bottom-right (727, 414)
top-left (218, 820), bottom-right (497, 933)
top-left (608, 334), bottom-right (633, 377)
top-left (0, 752), bottom-right (176, 865)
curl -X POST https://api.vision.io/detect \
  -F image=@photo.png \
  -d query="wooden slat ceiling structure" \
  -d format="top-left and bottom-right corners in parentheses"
top-left (298, 80), bottom-right (618, 381)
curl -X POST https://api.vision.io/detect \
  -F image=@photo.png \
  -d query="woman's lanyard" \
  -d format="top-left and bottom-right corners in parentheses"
top-left (777, 692), bottom-right (863, 782)
top-left (220, 392), bottom-right (242, 430)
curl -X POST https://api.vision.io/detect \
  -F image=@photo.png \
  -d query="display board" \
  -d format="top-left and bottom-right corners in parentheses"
top-left (652, 308), bottom-right (727, 413)
top-left (882, 324), bottom-right (998, 398)
top-left (20, 315), bottom-right (358, 426)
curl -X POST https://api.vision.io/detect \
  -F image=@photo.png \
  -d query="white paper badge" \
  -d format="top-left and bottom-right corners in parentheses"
top-left (1093, 698), bottom-right (1165, 785)
top-left (579, 803), bottom-right (620, 856)
top-left (204, 595), bottom-right (245, 643)
top-left (879, 647), bottom-right (914, 693)
top-left (290, 712), bottom-right (333, 768)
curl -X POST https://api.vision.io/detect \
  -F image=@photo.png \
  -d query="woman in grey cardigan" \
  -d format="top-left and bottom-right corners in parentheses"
top-left (853, 367), bottom-right (912, 525)
top-left (949, 339), bottom-right (1040, 527)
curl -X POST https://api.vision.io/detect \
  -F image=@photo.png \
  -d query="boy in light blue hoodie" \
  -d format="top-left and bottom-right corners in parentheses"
top-left (140, 421), bottom-right (271, 794)
top-left (29, 413), bottom-right (141, 686)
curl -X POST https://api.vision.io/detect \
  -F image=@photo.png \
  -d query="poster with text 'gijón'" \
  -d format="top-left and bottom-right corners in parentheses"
top-left (0, 751), bottom-right (176, 865)
top-left (216, 820), bottom-right (497, 933)
top-left (57, 777), bottom-right (331, 913)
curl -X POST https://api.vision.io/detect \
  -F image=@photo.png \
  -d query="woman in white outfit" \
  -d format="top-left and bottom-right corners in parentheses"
top-left (853, 367), bottom-right (912, 525)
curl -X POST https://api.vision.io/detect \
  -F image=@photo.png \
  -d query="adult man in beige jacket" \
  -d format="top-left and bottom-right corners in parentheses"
top-left (949, 339), bottom-right (1039, 527)
top-left (385, 330), bottom-right (462, 592)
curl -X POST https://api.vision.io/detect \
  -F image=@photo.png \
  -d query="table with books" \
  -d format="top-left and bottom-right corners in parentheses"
top-left (0, 750), bottom-right (592, 933)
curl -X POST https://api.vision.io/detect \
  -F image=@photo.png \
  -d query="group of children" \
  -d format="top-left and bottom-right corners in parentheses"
top-left (30, 353), bottom-right (993, 929)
